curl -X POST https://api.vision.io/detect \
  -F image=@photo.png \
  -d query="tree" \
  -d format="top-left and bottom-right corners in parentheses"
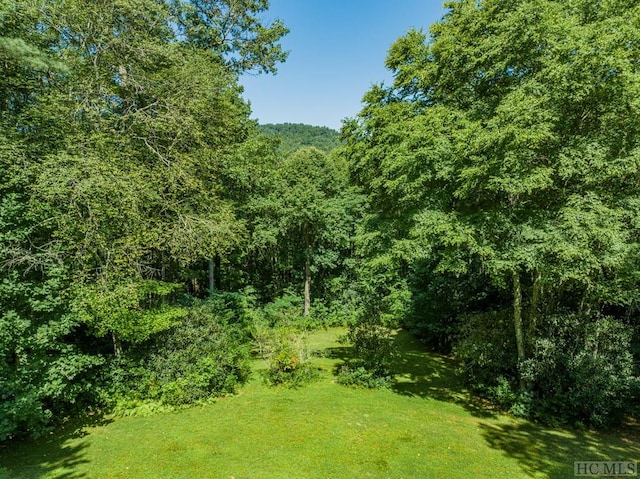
top-left (0, 0), bottom-right (287, 438)
top-left (258, 123), bottom-right (341, 155)
top-left (343, 0), bottom-right (640, 424)
top-left (0, 0), bottom-right (108, 441)
top-left (172, 0), bottom-right (289, 74)
top-left (248, 147), bottom-right (364, 315)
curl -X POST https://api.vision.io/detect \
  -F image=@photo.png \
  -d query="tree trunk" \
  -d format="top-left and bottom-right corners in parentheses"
top-left (303, 229), bottom-right (311, 317)
top-left (512, 270), bottom-right (526, 391)
top-left (214, 254), bottom-right (222, 290)
top-left (208, 258), bottom-right (215, 297)
top-left (529, 268), bottom-right (541, 342)
top-left (112, 331), bottom-right (122, 357)
top-left (304, 252), bottom-right (311, 317)
top-left (579, 286), bottom-right (592, 317)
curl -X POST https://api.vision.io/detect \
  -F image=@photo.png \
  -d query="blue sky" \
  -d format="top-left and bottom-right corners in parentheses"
top-left (240, 1), bottom-right (446, 130)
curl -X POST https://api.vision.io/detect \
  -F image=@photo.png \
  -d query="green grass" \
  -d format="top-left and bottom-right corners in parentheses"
top-left (1, 328), bottom-right (638, 479)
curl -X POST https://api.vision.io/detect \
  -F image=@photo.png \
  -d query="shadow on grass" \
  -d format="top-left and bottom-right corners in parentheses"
top-left (381, 329), bottom-right (640, 478)
top-left (388, 330), bottom-right (498, 419)
top-left (324, 345), bottom-right (357, 363)
top-left (0, 414), bottom-right (112, 479)
top-left (478, 420), bottom-right (640, 479)
top-left (324, 330), bottom-right (497, 418)
top-left (386, 330), bottom-right (640, 477)
top-left (329, 328), bottom-right (640, 478)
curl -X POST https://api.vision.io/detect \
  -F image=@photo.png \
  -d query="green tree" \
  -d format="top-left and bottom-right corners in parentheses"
top-left (172, 0), bottom-right (289, 74)
top-left (258, 123), bottom-right (341, 156)
top-left (344, 0), bottom-right (640, 424)
top-left (0, 0), bottom-right (287, 438)
top-left (249, 147), bottom-right (364, 316)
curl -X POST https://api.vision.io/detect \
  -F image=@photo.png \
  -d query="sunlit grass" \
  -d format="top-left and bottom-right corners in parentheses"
top-left (1, 328), bottom-right (637, 479)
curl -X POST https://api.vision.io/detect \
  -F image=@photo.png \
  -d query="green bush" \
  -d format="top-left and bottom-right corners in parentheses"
top-left (404, 264), bottom-right (497, 353)
top-left (105, 298), bottom-right (251, 409)
top-left (455, 310), bottom-right (518, 392)
top-left (456, 311), bottom-right (639, 428)
top-left (335, 365), bottom-right (392, 389)
top-left (261, 328), bottom-right (318, 387)
top-left (311, 297), bottom-right (359, 328)
top-left (523, 314), bottom-right (639, 428)
top-left (147, 300), bottom-right (251, 405)
top-left (262, 293), bottom-right (305, 327)
top-left (0, 272), bottom-right (105, 440)
top-left (335, 322), bottom-right (395, 388)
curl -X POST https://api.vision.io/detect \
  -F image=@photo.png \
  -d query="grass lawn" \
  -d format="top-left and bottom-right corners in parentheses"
top-left (1, 328), bottom-right (638, 479)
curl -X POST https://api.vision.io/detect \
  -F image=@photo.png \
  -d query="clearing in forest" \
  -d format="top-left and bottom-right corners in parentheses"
top-left (1, 328), bottom-right (637, 479)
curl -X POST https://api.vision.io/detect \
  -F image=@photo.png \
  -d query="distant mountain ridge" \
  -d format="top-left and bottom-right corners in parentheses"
top-left (259, 122), bottom-right (341, 155)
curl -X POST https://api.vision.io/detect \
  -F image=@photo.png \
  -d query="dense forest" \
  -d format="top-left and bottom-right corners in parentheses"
top-left (1, 0), bottom-right (639, 445)
top-left (258, 123), bottom-right (341, 155)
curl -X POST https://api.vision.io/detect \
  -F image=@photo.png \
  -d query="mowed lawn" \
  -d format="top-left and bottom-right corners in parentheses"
top-left (1, 328), bottom-right (638, 479)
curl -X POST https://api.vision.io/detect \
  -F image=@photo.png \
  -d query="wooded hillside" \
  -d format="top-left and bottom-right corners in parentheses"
top-left (259, 123), bottom-right (341, 154)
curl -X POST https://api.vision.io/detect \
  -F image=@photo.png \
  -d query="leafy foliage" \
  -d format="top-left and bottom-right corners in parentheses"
top-left (343, 0), bottom-right (640, 424)
top-left (336, 323), bottom-right (395, 389)
top-left (459, 312), bottom-right (640, 428)
top-left (141, 299), bottom-right (251, 406)
top-left (0, 0), bottom-right (288, 439)
top-left (0, 278), bottom-right (102, 440)
top-left (172, 0), bottom-right (289, 74)
top-left (73, 280), bottom-right (187, 348)
top-left (245, 146), bottom-right (365, 313)
top-left (523, 314), bottom-right (639, 428)
top-left (103, 296), bottom-right (252, 410)
top-left (4, 0), bottom-right (640, 439)
top-left (258, 123), bottom-right (341, 155)
top-left (260, 327), bottom-right (318, 387)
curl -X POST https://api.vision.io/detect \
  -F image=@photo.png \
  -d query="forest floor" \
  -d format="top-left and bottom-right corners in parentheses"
top-left (1, 327), bottom-right (638, 479)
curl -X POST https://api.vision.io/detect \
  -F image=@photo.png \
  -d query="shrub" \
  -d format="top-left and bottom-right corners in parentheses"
top-left (261, 328), bottom-right (318, 387)
top-left (522, 314), bottom-right (639, 428)
top-left (262, 293), bottom-right (305, 327)
top-left (0, 267), bottom-right (105, 441)
top-left (335, 365), bottom-right (392, 389)
top-left (455, 310), bottom-right (517, 392)
top-left (105, 298), bottom-right (251, 409)
top-left (335, 321), bottom-right (395, 388)
top-left (404, 264), bottom-right (499, 354)
top-left (311, 297), bottom-right (359, 328)
top-left (456, 311), bottom-right (639, 428)
top-left (146, 300), bottom-right (251, 405)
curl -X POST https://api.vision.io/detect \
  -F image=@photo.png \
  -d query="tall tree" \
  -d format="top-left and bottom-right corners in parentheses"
top-left (0, 0), bottom-right (287, 438)
top-left (172, 0), bottom-right (289, 74)
top-left (344, 0), bottom-right (640, 411)
top-left (248, 147), bottom-right (364, 315)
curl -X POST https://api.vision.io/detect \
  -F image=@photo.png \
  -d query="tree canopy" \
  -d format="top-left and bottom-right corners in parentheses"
top-left (343, 0), bottom-right (640, 426)
top-left (0, 0), bottom-right (288, 439)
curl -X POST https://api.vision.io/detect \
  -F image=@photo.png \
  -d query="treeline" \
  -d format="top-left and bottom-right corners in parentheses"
top-left (258, 123), bottom-right (341, 155)
top-left (1, 0), bottom-right (639, 441)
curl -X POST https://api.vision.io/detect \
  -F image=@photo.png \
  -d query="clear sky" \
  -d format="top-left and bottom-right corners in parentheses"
top-left (240, 1), bottom-right (446, 131)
